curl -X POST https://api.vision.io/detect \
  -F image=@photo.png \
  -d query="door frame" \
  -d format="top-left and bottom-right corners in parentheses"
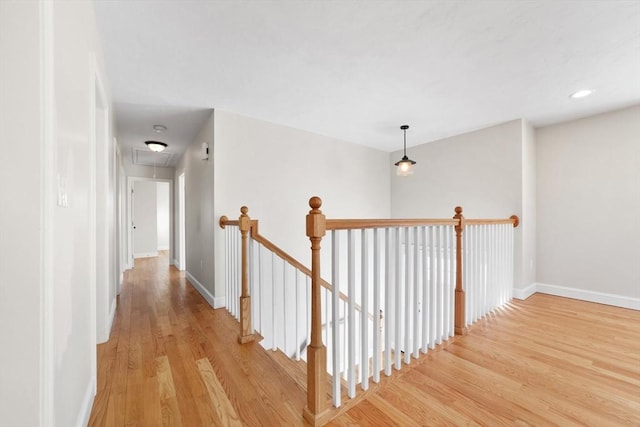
top-left (177, 171), bottom-right (186, 271)
top-left (126, 176), bottom-right (174, 269)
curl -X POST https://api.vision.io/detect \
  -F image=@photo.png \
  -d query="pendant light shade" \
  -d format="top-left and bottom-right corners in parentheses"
top-left (145, 140), bottom-right (168, 152)
top-left (394, 125), bottom-right (416, 176)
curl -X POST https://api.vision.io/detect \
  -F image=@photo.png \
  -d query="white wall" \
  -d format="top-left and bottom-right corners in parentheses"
top-left (134, 180), bottom-right (159, 256)
top-left (213, 110), bottom-right (391, 300)
top-left (54, 1), bottom-right (116, 424)
top-left (157, 181), bottom-right (171, 250)
top-left (175, 111), bottom-right (216, 303)
top-left (1, 1), bottom-right (117, 425)
top-left (390, 120), bottom-right (523, 218)
top-left (536, 105), bottom-right (640, 306)
top-left (0, 2), bottom-right (45, 425)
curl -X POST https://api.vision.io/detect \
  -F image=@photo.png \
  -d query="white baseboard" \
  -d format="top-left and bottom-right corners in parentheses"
top-left (74, 376), bottom-right (96, 427)
top-left (134, 251), bottom-right (158, 259)
top-left (158, 245), bottom-right (170, 251)
top-left (213, 296), bottom-right (225, 309)
top-left (536, 282), bottom-right (639, 310)
top-left (106, 297), bottom-right (117, 335)
top-left (186, 271), bottom-right (216, 308)
top-left (513, 283), bottom-right (537, 300)
top-left (97, 298), bottom-right (117, 344)
top-left (172, 259), bottom-right (180, 270)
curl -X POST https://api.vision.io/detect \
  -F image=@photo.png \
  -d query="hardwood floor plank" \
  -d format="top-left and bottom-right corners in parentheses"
top-left (196, 357), bottom-right (243, 426)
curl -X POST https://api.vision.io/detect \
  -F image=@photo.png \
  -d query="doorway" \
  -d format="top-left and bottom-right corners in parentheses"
top-left (127, 177), bottom-right (174, 267)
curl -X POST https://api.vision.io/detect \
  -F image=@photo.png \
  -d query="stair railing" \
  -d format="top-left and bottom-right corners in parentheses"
top-left (303, 197), bottom-right (518, 425)
top-left (221, 198), bottom-right (519, 426)
top-left (219, 207), bottom-right (371, 360)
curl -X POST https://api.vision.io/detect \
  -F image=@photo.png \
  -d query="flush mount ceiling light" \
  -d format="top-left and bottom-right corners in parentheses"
top-left (153, 124), bottom-right (167, 133)
top-left (570, 89), bottom-right (593, 99)
top-left (394, 125), bottom-right (416, 176)
top-left (145, 140), bottom-right (168, 152)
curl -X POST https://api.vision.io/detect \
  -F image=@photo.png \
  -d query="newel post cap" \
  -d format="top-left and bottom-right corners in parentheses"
top-left (239, 206), bottom-right (251, 231)
top-left (306, 196), bottom-right (326, 238)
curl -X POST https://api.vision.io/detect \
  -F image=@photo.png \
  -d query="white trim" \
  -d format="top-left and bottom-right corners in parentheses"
top-left (513, 283), bottom-right (537, 300)
top-left (99, 297), bottom-right (117, 343)
top-left (535, 282), bottom-right (640, 310)
top-left (158, 245), bottom-right (170, 251)
top-left (213, 296), bottom-right (225, 309)
top-left (39, 1), bottom-right (55, 425)
top-left (118, 271), bottom-right (124, 295)
top-left (186, 271), bottom-right (224, 308)
top-left (173, 259), bottom-right (181, 270)
top-left (127, 176), bottom-right (174, 270)
top-left (134, 251), bottom-right (159, 259)
top-left (74, 377), bottom-right (96, 427)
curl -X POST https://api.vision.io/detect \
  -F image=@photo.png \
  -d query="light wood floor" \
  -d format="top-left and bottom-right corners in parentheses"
top-left (89, 253), bottom-right (640, 426)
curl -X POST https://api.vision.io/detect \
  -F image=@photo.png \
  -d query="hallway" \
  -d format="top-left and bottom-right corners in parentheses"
top-left (88, 252), bottom-right (307, 426)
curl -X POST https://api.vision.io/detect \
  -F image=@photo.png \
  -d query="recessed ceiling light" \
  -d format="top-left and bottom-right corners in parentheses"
top-left (570, 89), bottom-right (592, 99)
top-left (153, 124), bottom-right (167, 133)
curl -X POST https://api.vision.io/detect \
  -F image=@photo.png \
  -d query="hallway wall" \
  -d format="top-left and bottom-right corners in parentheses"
top-left (174, 111), bottom-right (217, 305)
top-left (0, 1), bottom-right (117, 425)
top-left (213, 110), bottom-right (391, 300)
top-left (536, 105), bottom-right (640, 306)
top-left (0, 3), bottom-right (45, 425)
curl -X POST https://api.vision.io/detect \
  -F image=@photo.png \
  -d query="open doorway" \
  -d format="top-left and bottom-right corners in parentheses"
top-left (127, 177), bottom-right (174, 267)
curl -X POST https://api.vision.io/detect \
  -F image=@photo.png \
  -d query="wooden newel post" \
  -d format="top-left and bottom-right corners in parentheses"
top-left (454, 206), bottom-right (468, 336)
top-left (238, 206), bottom-right (255, 344)
top-left (303, 196), bottom-right (329, 425)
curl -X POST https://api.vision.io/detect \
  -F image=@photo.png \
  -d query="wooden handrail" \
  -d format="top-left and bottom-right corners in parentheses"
top-left (466, 216), bottom-right (519, 227)
top-left (223, 214), bottom-right (519, 230)
top-left (326, 218), bottom-right (458, 230)
top-left (219, 216), bottom-right (239, 228)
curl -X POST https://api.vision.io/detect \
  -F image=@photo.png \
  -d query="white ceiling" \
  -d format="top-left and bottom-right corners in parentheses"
top-left (95, 0), bottom-right (640, 165)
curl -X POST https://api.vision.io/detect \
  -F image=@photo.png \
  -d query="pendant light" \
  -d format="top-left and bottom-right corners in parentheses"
top-left (145, 140), bottom-right (168, 152)
top-left (394, 125), bottom-right (416, 176)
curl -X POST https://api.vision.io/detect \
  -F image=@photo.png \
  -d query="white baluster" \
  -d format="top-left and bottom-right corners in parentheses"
top-left (429, 225), bottom-right (436, 349)
top-left (434, 225), bottom-right (442, 344)
top-left (306, 275), bottom-right (311, 351)
top-left (394, 227), bottom-right (402, 370)
top-left (283, 258), bottom-right (287, 355)
top-left (361, 229), bottom-right (369, 391)
top-left (331, 230), bottom-right (341, 407)
top-left (404, 227), bottom-right (411, 364)
top-left (384, 228), bottom-right (392, 376)
top-left (372, 228), bottom-right (381, 383)
top-left (413, 227), bottom-right (420, 358)
top-left (258, 243), bottom-right (263, 338)
top-left (271, 251), bottom-right (276, 351)
top-left (444, 226), bottom-right (451, 338)
top-left (421, 226), bottom-right (429, 354)
top-left (347, 229), bottom-right (356, 397)
top-left (295, 268), bottom-right (300, 361)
